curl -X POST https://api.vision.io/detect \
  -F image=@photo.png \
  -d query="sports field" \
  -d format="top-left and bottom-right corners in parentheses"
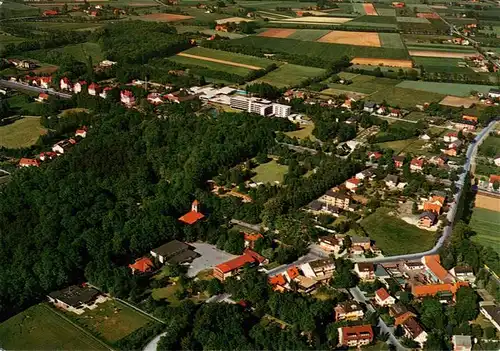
top-left (361, 207), bottom-right (435, 255)
top-left (396, 81), bottom-right (496, 96)
top-left (0, 117), bottom-right (47, 148)
top-left (470, 207), bottom-right (500, 255)
top-left (0, 304), bottom-right (107, 350)
top-left (251, 159), bottom-right (288, 184)
top-left (253, 63), bottom-right (325, 87)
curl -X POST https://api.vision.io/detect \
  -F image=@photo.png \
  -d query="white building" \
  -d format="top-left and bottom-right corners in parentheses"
top-left (272, 103), bottom-right (291, 118)
top-left (488, 88), bottom-right (500, 99)
top-left (229, 96), bottom-right (291, 118)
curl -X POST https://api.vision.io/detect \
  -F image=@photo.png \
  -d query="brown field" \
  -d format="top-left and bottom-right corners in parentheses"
top-left (139, 13), bottom-right (193, 22)
top-left (258, 28), bottom-right (296, 38)
top-left (439, 95), bottom-right (477, 108)
top-left (176, 52), bottom-right (262, 70)
top-left (317, 30), bottom-right (381, 47)
top-left (33, 65), bottom-right (59, 74)
top-left (216, 17), bottom-right (254, 24)
top-left (409, 50), bottom-right (477, 59)
top-left (475, 191), bottom-right (500, 213)
top-left (363, 3), bottom-right (378, 15)
top-left (351, 57), bottom-right (413, 68)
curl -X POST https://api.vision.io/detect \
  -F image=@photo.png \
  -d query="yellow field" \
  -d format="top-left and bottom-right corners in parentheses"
top-left (0, 117), bottom-right (47, 148)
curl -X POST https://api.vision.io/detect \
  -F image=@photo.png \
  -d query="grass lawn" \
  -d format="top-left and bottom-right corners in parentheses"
top-left (0, 304), bottom-right (107, 350)
top-left (327, 74), bottom-right (400, 95)
top-left (177, 46), bottom-right (276, 69)
top-left (251, 159), bottom-right (288, 184)
top-left (412, 56), bottom-right (472, 74)
top-left (478, 135), bottom-right (500, 158)
top-left (360, 207), bottom-right (435, 255)
top-left (368, 86), bottom-right (445, 108)
top-left (377, 138), bottom-right (415, 152)
top-left (253, 64), bottom-right (325, 88)
top-left (60, 42), bottom-right (104, 62)
top-left (284, 123), bottom-right (315, 140)
top-left (0, 117), bottom-right (47, 148)
top-left (470, 207), bottom-right (500, 255)
top-left (396, 81), bottom-right (496, 97)
top-left (152, 280), bottom-right (209, 305)
top-left (68, 299), bottom-right (152, 344)
top-left (170, 54), bottom-right (253, 76)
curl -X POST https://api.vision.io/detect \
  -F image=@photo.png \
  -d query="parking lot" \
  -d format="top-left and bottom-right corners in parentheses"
top-left (187, 242), bottom-right (238, 277)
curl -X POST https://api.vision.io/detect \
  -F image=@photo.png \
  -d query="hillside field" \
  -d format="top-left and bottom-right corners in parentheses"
top-left (470, 207), bottom-right (500, 255)
top-left (0, 117), bottom-right (47, 148)
top-left (253, 63), bottom-right (325, 87)
top-left (396, 81), bottom-right (497, 97)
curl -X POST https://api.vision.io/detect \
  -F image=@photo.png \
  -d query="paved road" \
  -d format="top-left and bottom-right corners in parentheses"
top-left (266, 244), bottom-right (329, 276)
top-left (0, 79), bottom-right (72, 99)
top-left (356, 120), bottom-right (498, 264)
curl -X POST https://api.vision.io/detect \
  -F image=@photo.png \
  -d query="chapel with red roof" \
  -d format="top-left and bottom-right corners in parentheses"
top-left (178, 200), bottom-right (205, 225)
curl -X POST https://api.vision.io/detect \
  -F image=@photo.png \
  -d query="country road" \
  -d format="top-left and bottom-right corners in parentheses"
top-left (0, 79), bottom-right (72, 99)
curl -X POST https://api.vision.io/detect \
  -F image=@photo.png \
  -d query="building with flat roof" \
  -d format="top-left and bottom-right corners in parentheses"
top-left (150, 240), bottom-right (197, 265)
top-left (48, 285), bottom-right (105, 314)
top-left (272, 103), bottom-right (291, 118)
top-left (480, 302), bottom-right (500, 331)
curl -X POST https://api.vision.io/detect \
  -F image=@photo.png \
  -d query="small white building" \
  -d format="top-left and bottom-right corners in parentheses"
top-left (272, 103), bottom-right (291, 118)
top-left (374, 288), bottom-right (396, 306)
top-left (60, 77), bottom-right (72, 91)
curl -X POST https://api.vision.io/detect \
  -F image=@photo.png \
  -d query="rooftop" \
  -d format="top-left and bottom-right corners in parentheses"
top-left (48, 285), bottom-right (100, 307)
top-left (151, 240), bottom-right (189, 257)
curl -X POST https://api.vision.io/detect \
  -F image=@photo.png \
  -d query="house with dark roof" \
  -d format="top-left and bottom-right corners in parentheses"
top-left (402, 317), bottom-right (428, 346)
top-left (419, 211), bottom-right (437, 228)
top-left (318, 235), bottom-right (342, 254)
top-left (335, 301), bottom-right (364, 321)
top-left (384, 174), bottom-right (399, 188)
top-left (179, 200), bottom-right (205, 225)
top-left (450, 266), bottom-right (476, 285)
top-left (48, 285), bottom-right (105, 314)
top-left (338, 325), bottom-right (374, 347)
top-left (150, 240), bottom-right (197, 265)
top-left (354, 262), bottom-right (375, 281)
top-left (300, 258), bottom-right (335, 280)
top-left (480, 302), bottom-right (500, 332)
top-left (393, 156), bottom-right (405, 168)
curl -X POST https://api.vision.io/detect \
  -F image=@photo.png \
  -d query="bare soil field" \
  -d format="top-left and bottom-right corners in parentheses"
top-left (258, 28), bottom-right (296, 38)
top-left (177, 52), bottom-right (262, 70)
top-left (351, 57), bottom-right (413, 68)
top-left (409, 50), bottom-right (478, 58)
top-left (416, 12), bottom-right (440, 19)
top-left (439, 95), bottom-right (477, 108)
top-left (317, 30), bottom-right (381, 47)
top-left (363, 3), bottom-right (378, 16)
top-left (140, 13), bottom-right (193, 21)
top-left (216, 17), bottom-right (254, 24)
top-left (475, 191), bottom-right (500, 213)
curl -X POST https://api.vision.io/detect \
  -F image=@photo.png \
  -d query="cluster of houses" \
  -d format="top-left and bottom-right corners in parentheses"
top-left (417, 193), bottom-right (447, 228)
top-left (18, 127), bottom-right (87, 168)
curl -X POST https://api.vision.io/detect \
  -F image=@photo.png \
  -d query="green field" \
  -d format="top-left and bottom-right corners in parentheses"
top-left (287, 29), bottom-right (331, 41)
top-left (253, 63), bottom-right (325, 87)
top-left (396, 16), bottom-right (430, 23)
top-left (479, 135), bottom-right (500, 158)
top-left (377, 138), bottom-right (419, 153)
top-left (375, 8), bottom-right (396, 16)
top-left (170, 55), bottom-right (253, 76)
top-left (0, 304), bottom-right (107, 350)
top-left (60, 42), bottom-right (104, 62)
top-left (412, 56), bottom-right (473, 74)
top-left (0, 117), bottom-right (47, 148)
top-left (226, 36), bottom-right (410, 61)
top-left (251, 159), bottom-right (288, 184)
top-left (369, 86), bottom-right (445, 108)
top-left (470, 207), bottom-right (500, 255)
top-left (360, 207), bottom-right (436, 255)
top-left (67, 299), bottom-right (152, 344)
top-left (174, 47), bottom-right (276, 69)
top-left (0, 1), bottom-right (39, 16)
top-left (407, 44), bottom-right (478, 53)
top-left (327, 74), bottom-right (400, 94)
top-left (237, 0), bottom-right (317, 9)
top-left (379, 33), bottom-right (405, 49)
top-left (284, 123), bottom-right (315, 140)
top-left (22, 21), bottom-right (104, 31)
top-left (0, 33), bottom-right (25, 49)
top-left (396, 81), bottom-right (496, 97)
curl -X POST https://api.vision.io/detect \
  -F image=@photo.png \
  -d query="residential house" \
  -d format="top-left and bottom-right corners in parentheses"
top-left (354, 263), bottom-right (375, 281)
top-left (494, 155), bottom-right (500, 167)
top-left (355, 168), bottom-right (376, 181)
top-left (422, 254), bottom-right (455, 283)
top-left (450, 266), bottom-right (476, 285)
top-left (479, 302), bottom-right (500, 331)
top-left (376, 106), bottom-right (387, 115)
top-left (284, 266), bottom-right (300, 283)
top-left (392, 2), bottom-right (405, 8)
top-left (352, 236), bottom-right (371, 250)
top-left (43, 9), bottom-right (59, 16)
top-left (19, 158), bottom-right (40, 167)
top-left (179, 200), bottom-right (205, 225)
top-left (73, 81), bottom-right (87, 94)
top-left (404, 261), bottom-right (424, 271)
top-left (40, 76), bottom-right (52, 89)
top-left (147, 93), bottom-right (164, 105)
top-left (345, 177), bottom-right (361, 192)
top-left (393, 155), bottom-right (405, 168)
top-left (307, 201), bottom-right (342, 217)
top-left (420, 133), bottom-right (431, 141)
top-left (453, 120), bottom-right (476, 131)
top-left (213, 249), bottom-right (267, 281)
top-left (390, 108), bottom-right (402, 117)
top-left (419, 211), bottom-right (437, 228)
top-left (300, 258), bottom-right (335, 280)
top-left (351, 245), bottom-right (365, 256)
top-left (367, 151), bottom-right (382, 162)
top-left (60, 77), bottom-right (72, 91)
top-left (423, 195), bottom-right (445, 214)
top-left (412, 282), bottom-right (469, 301)
top-left (402, 317), bottom-right (428, 346)
top-left (318, 190), bottom-right (352, 210)
top-left (318, 235), bottom-right (342, 254)
top-left (88, 83), bottom-right (100, 96)
top-left (384, 174), bottom-right (399, 188)
top-left (449, 139), bottom-right (463, 150)
top-left (452, 335), bottom-right (472, 351)
top-left (150, 240), bottom-right (197, 265)
top-left (215, 24), bottom-right (229, 32)
top-left (410, 157), bottom-right (425, 172)
top-left (39, 151), bottom-right (57, 161)
top-left (269, 274), bottom-right (287, 292)
top-left (335, 301), bottom-right (364, 321)
top-left (295, 275), bottom-right (318, 293)
top-left (444, 132), bottom-right (458, 143)
top-left (166, 90), bottom-right (198, 103)
top-left (52, 139), bottom-right (76, 154)
top-left (48, 285), bottom-right (105, 315)
top-left (375, 288), bottom-right (396, 306)
top-left (363, 101), bottom-right (376, 113)
top-left (338, 325), bottom-right (374, 348)
top-left (129, 257), bottom-right (154, 274)
top-left (444, 147), bottom-right (458, 157)
top-left (488, 175), bottom-right (500, 190)
top-left (120, 90), bottom-right (135, 106)
top-left (243, 232), bottom-right (263, 249)
top-left (462, 115), bottom-right (478, 123)
top-left (488, 88), bottom-right (500, 99)
top-left (99, 87), bottom-right (112, 99)
top-left (75, 127), bottom-right (88, 138)
top-left (36, 93), bottom-right (49, 102)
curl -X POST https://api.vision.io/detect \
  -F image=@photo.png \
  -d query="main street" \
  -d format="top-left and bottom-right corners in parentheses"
top-left (0, 79), bottom-right (72, 99)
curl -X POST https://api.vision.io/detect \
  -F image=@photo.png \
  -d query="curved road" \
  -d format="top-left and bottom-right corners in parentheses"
top-left (0, 79), bottom-right (72, 99)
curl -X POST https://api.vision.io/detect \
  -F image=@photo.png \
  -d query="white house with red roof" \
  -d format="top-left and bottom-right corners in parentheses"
top-left (74, 81), bottom-right (87, 94)
top-left (60, 77), bottom-right (72, 91)
top-left (147, 93), bottom-right (164, 105)
top-left (375, 288), bottom-right (396, 306)
top-left (88, 83), bottom-right (100, 96)
top-left (39, 151), bottom-right (57, 161)
top-left (367, 151), bottom-right (382, 162)
top-left (40, 76), bottom-right (52, 89)
top-left (338, 325), bottom-right (374, 347)
top-left (99, 87), bottom-right (112, 99)
top-left (19, 158), bottom-right (40, 167)
top-left (75, 126), bottom-right (88, 138)
top-left (488, 175), bottom-right (500, 190)
top-left (36, 93), bottom-right (49, 102)
top-left (120, 90), bottom-right (135, 106)
top-left (345, 177), bottom-right (361, 192)
top-left (410, 157), bottom-right (425, 172)
top-left (444, 132), bottom-right (458, 143)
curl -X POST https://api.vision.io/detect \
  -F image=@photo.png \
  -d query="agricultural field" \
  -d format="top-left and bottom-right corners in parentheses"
top-left (67, 299), bottom-right (153, 344)
top-left (379, 33), bottom-right (406, 49)
top-left (326, 74), bottom-right (400, 94)
top-left (138, 13), bottom-right (194, 22)
top-left (21, 21), bottom-right (103, 31)
top-left (369, 86), bottom-right (445, 107)
top-left (27, 42), bottom-right (104, 63)
top-left (271, 16), bottom-right (353, 25)
top-left (0, 304), bottom-right (107, 350)
top-left (0, 33), bottom-right (25, 49)
top-left (470, 207), bottom-right (500, 255)
top-left (360, 207), bottom-right (436, 255)
top-left (412, 57), bottom-right (473, 74)
top-left (251, 159), bottom-right (288, 184)
top-left (174, 47), bottom-right (276, 69)
top-left (288, 29), bottom-right (330, 41)
top-left (478, 135), bottom-right (500, 158)
top-left (253, 63), bottom-right (325, 87)
top-left (317, 30), bottom-right (381, 47)
top-left (0, 1), bottom-right (39, 16)
top-left (0, 117), bottom-right (47, 148)
top-left (376, 138), bottom-right (419, 154)
top-left (396, 81), bottom-right (496, 97)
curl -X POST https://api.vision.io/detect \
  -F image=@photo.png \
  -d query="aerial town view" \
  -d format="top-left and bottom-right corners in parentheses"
top-left (0, 0), bottom-right (499, 349)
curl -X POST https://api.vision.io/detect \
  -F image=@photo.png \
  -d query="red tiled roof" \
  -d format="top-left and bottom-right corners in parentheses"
top-left (215, 249), bottom-right (263, 274)
top-left (489, 175), bottom-right (500, 184)
top-left (244, 233), bottom-right (263, 242)
top-left (41, 76), bottom-right (52, 83)
top-left (129, 257), bottom-right (153, 273)
top-left (39, 93), bottom-right (49, 99)
top-left (269, 274), bottom-right (286, 286)
top-left (375, 287), bottom-right (391, 301)
top-left (19, 158), bottom-right (40, 167)
top-left (347, 177), bottom-right (361, 185)
top-left (368, 151), bottom-right (382, 159)
top-left (287, 266), bottom-right (300, 280)
top-left (61, 77), bottom-right (70, 83)
top-left (411, 158), bottom-right (424, 167)
top-left (178, 211), bottom-right (205, 225)
top-left (78, 81), bottom-right (87, 85)
top-left (121, 90), bottom-right (134, 97)
top-left (88, 83), bottom-right (100, 90)
top-left (394, 311), bottom-right (416, 326)
top-left (412, 281), bottom-right (468, 297)
top-left (423, 255), bottom-right (452, 283)
top-left (340, 325), bottom-right (374, 342)
top-left (243, 248), bottom-right (266, 264)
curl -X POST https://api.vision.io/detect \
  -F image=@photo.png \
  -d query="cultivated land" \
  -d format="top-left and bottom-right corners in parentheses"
top-left (253, 63), bottom-right (325, 88)
top-left (176, 53), bottom-right (262, 70)
top-left (288, 29), bottom-right (331, 41)
top-left (439, 95), bottom-right (477, 108)
top-left (470, 207), bottom-right (500, 255)
top-left (0, 117), bottom-right (47, 148)
top-left (479, 135), bottom-right (500, 157)
top-left (22, 21), bottom-right (103, 31)
top-left (363, 3), bottom-right (378, 16)
top-left (251, 159), bottom-right (288, 184)
top-left (68, 299), bottom-right (152, 344)
top-left (409, 50), bottom-right (478, 59)
top-left (317, 30), bottom-right (381, 47)
top-left (258, 28), bottom-right (296, 38)
top-left (274, 16), bottom-right (353, 24)
top-left (139, 13), bottom-right (194, 22)
top-left (360, 207), bottom-right (435, 255)
top-left (350, 57), bottom-right (413, 68)
top-left (369, 87), bottom-right (445, 108)
top-left (396, 81), bottom-right (496, 96)
top-left (379, 33), bottom-right (406, 49)
top-left (175, 47), bottom-right (275, 69)
top-left (0, 304), bottom-right (107, 350)
top-left (412, 56), bottom-right (471, 74)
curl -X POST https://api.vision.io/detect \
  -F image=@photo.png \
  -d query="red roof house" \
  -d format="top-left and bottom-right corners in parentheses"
top-left (178, 200), bottom-right (205, 225)
top-left (286, 266), bottom-right (300, 281)
top-left (39, 151), bottom-right (57, 161)
top-left (43, 9), bottom-right (58, 16)
top-left (410, 158), bottom-right (425, 172)
top-left (367, 151), bottom-right (382, 161)
top-left (75, 126), bottom-right (88, 138)
top-left (37, 93), bottom-right (49, 102)
top-left (19, 158), bottom-right (40, 167)
top-left (375, 288), bottom-right (396, 306)
top-left (338, 325), bottom-right (374, 347)
top-left (129, 257), bottom-right (154, 274)
top-left (243, 232), bottom-right (263, 249)
top-left (345, 177), bottom-right (361, 191)
top-left (412, 281), bottom-right (469, 299)
top-left (88, 83), bottom-right (100, 96)
top-left (213, 249), bottom-right (266, 281)
top-left (269, 274), bottom-right (287, 291)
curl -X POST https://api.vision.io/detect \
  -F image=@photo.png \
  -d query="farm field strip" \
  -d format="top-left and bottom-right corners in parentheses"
top-left (287, 29), bottom-right (331, 41)
top-left (139, 13), bottom-right (194, 21)
top-left (317, 30), bottom-right (381, 47)
top-left (253, 63), bottom-right (325, 88)
top-left (351, 57), bottom-right (413, 68)
top-left (0, 117), bottom-right (47, 148)
top-left (258, 28), bottom-right (296, 38)
top-left (275, 16), bottom-right (353, 23)
top-left (177, 47), bottom-right (276, 69)
top-left (363, 3), bottom-right (378, 15)
top-left (177, 53), bottom-right (262, 70)
top-left (396, 80), bottom-right (497, 96)
top-left (409, 50), bottom-right (478, 58)
top-left (470, 207), bottom-right (500, 255)
top-left (406, 43), bottom-right (477, 51)
top-left (396, 16), bottom-right (430, 23)
top-left (379, 33), bottom-right (405, 49)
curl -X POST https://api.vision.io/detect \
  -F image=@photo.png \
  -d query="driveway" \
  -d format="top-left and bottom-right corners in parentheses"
top-left (266, 244), bottom-right (329, 276)
top-left (143, 332), bottom-right (167, 351)
top-left (187, 243), bottom-right (237, 277)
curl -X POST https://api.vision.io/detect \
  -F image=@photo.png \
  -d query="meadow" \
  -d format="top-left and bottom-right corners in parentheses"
top-left (0, 304), bottom-right (107, 350)
top-left (22, 21), bottom-right (104, 31)
top-left (253, 63), bottom-right (325, 87)
top-left (0, 117), bottom-right (47, 148)
top-left (360, 207), bottom-right (436, 255)
top-left (369, 86), bottom-right (445, 107)
top-left (251, 159), bottom-right (289, 184)
top-left (379, 33), bottom-right (406, 49)
top-left (412, 56), bottom-right (473, 74)
top-left (396, 81), bottom-right (497, 96)
top-left (170, 55), bottom-right (255, 76)
top-left (470, 207), bottom-right (500, 255)
top-left (175, 47), bottom-right (276, 69)
top-left (478, 135), bottom-right (500, 157)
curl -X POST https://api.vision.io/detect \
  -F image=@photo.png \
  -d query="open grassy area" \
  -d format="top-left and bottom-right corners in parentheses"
top-left (253, 63), bottom-right (325, 88)
top-left (368, 86), bottom-right (445, 108)
top-left (478, 135), bottom-right (500, 158)
top-left (60, 42), bottom-right (104, 62)
top-left (360, 207), bottom-right (435, 255)
top-left (470, 207), bottom-right (500, 255)
top-left (327, 74), bottom-right (400, 94)
top-left (0, 304), bottom-right (107, 350)
top-left (376, 138), bottom-right (417, 153)
top-left (176, 46), bottom-right (276, 69)
top-left (412, 56), bottom-right (472, 74)
top-left (152, 279), bottom-right (209, 305)
top-left (287, 29), bottom-right (330, 41)
top-left (0, 117), bottom-right (46, 148)
top-left (251, 159), bottom-right (288, 184)
top-left (67, 299), bottom-right (152, 344)
top-left (170, 54), bottom-right (253, 76)
top-left (379, 33), bottom-right (405, 49)
top-left (23, 21), bottom-right (103, 31)
top-left (284, 123), bottom-right (315, 140)
top-left (396, 81), bottom-right (496, 97)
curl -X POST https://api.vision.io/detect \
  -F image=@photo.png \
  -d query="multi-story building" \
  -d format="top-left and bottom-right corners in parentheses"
top-left (402, 317), bottom-right (428, 346)
top-left (229, 96), bottom-right (291, 117)
top-left (334, 301), bottom-right (364, 321)
top-left (338, 325), bottom-right (374, 347)
top-left (272, 103), bottom-right (291, 118)
top-left (318, 190), bottom-right (352, 210)
top-left (300, 258), bottom-right (335, 280)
